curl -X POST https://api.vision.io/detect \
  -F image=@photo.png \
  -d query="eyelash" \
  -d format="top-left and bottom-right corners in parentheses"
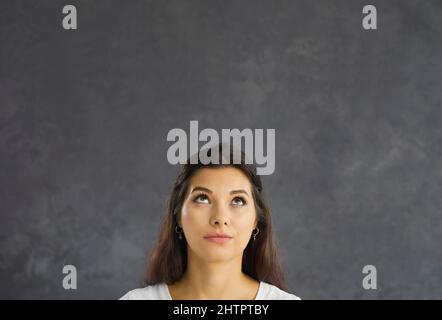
top-left (192, 193), bottom-right (247, 206)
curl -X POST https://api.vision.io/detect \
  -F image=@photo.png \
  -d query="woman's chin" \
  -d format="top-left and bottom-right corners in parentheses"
top-left (198, 250), bottom-right (235, 263)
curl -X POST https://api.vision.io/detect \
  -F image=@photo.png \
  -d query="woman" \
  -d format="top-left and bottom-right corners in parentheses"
top-left (120, 144), bottom-right (300, 300)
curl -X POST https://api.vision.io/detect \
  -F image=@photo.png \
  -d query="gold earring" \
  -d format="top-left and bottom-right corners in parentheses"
top-left (175, 225), bottom-right (183, 240)
top-left (252, 227), bottom-right (260, 241)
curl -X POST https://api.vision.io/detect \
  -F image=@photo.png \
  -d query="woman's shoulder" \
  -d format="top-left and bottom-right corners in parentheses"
top-left (119, 281), bottom-right (301, 300)
top-left (257, 281), bottom-right (301, 300)
top-left (119, 283), bottom-right (171, 300)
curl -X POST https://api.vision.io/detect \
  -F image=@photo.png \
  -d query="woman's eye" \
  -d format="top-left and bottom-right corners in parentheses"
top-left (193, 194), bottom-right (209, 204)
top-left (232, 196), bottom-right (246, 206)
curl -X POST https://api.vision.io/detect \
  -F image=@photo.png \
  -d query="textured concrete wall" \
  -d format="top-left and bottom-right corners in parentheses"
top-left (1, 0), bottom-right (441, 299)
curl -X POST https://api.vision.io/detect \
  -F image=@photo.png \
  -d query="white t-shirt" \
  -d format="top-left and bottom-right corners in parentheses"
top-left (120, 281), bottom-right (301, 300)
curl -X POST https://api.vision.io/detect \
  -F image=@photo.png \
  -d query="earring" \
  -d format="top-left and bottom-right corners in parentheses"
top-left (175, 225), bottom-right (183, 240)
top-left (252, 227), bottom-right (260, 241)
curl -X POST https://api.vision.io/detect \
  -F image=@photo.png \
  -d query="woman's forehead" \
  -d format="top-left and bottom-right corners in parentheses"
top-left (190, 167), bottom-right (252, 192)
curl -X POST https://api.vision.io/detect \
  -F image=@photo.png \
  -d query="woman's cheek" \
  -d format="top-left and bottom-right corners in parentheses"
top-left (234, 208), bottom-right (256, 226)
top-left (182, 206), bottom-right (207, 238)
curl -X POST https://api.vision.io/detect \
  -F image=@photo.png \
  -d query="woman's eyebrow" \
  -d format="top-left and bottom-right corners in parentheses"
top-left (230, 189), bottom-right (249, 197)
top-left (190, 186), bottom-right (249, 197)
top-left (191, 186), bottom-right (212, 194)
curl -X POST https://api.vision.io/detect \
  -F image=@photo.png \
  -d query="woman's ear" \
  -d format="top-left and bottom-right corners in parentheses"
top-left (175, 214), bottom-right (182, 228)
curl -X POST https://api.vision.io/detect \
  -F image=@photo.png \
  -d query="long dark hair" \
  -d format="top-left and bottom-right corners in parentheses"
top-left (144, 143), bottom-right (288, 291)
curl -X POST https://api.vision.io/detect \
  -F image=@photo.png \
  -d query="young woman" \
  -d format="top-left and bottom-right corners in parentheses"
top-left (120, 144), bottom-right (300, 300)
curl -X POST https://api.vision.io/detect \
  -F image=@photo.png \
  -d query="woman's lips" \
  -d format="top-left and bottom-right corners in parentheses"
top-left (203, 236), bottom-right (232, 244)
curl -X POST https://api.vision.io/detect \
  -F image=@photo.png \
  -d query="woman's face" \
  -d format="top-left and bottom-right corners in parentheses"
top-left (178, 167), bottom-right (257, 262)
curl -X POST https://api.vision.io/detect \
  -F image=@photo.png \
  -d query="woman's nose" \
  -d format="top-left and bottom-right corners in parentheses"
top-left (209, 202), bottom-right (230, 226)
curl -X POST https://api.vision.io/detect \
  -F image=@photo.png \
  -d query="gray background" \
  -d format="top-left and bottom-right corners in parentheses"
top-left (1, 0), bottom-right (441, 299)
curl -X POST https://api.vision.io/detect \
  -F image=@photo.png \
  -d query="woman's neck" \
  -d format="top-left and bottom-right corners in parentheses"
top-left (168, 253), bottom-right (259, 299)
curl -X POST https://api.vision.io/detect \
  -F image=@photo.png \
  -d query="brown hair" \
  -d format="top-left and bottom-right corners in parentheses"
top-left (144, 143), bottom-right (288, 291)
